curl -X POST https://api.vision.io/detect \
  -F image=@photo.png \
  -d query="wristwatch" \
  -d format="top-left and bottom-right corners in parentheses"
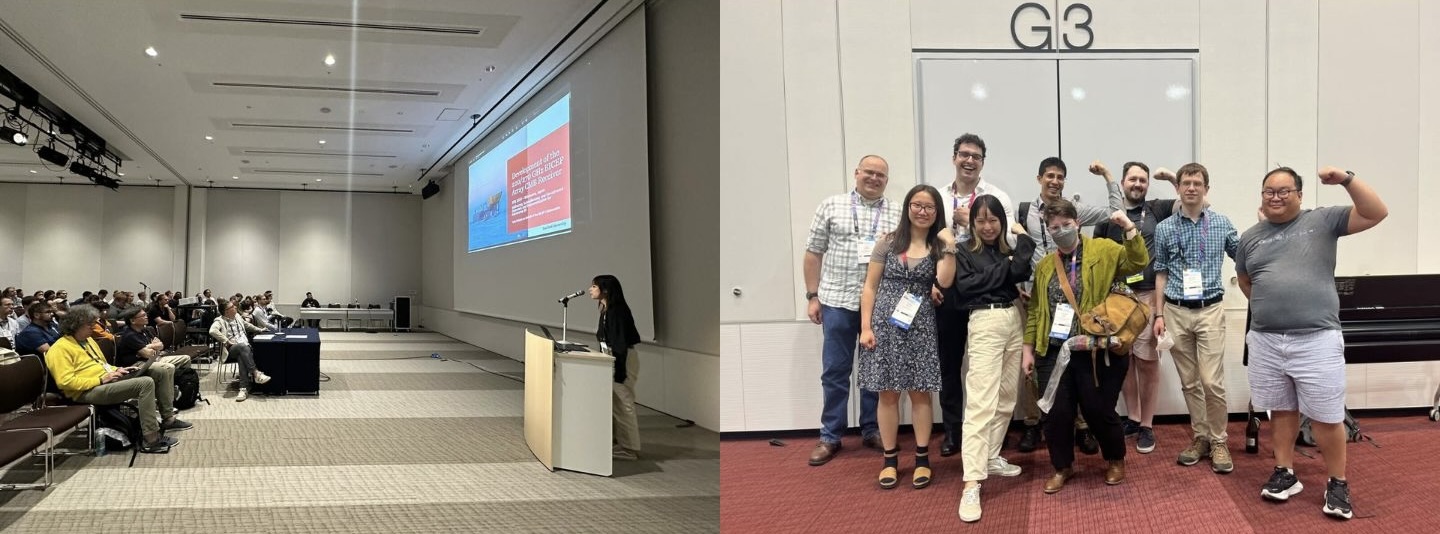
top-left (1340, 170), bottom-right (1355, 187)
top-left (804, 291), bottom-right (819, 300)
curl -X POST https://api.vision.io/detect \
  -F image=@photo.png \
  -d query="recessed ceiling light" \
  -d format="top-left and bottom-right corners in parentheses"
top-left (232, 176), bottom-right (239, 180)
top-left (315, 178), bottom-right (323, 182)
top-left (29, 169), bottom-right (37, 174)
top-left (318, 140), bottom-right (326, 145)
top-left (144, 46), bottom-right (158, 57)
top-left (117, 172), bottom-right (125, 176)
top-left (484, 65), bottom-right (496, 72)
top-left (204, 135), bottom-right (213, 141)
top-left (324, 54), bottom-right (336, 66)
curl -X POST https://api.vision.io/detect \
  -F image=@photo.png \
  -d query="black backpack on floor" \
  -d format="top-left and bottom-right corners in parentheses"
top-left (95, 402), bottom-right (143, 467)
top-left (173, 365), bottom-right (206, 410)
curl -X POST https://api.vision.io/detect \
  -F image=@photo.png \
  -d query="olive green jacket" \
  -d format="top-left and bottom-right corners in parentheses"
top-left (1025, 232), bottom-right (1149, 356)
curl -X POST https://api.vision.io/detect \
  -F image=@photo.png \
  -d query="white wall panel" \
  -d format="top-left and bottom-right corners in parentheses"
top-left (21, 185), bottom-right (105, 293)
top-left (100, 186), bottom-right (177, 295)
top-left (350, 193), bottom-right (421, 306)
top-left (1266, 0), bottom-right (1320, 212)
top-left (420, 181), bottom-right (454, 311)
top-left (204, 190), bottom-right (281, 297)
top-left (783, 0), bottom-right (846, 323)
top-left (720, 0), bottom-right (793, 323)
top-left (1317, 0), bottom-right (1419, 275)
top-left (0, 184), bottom-right (29, 285)
top-left (739, 322), bottom-right (825, 431)
top-left (1419, 0), bottom-right (1440, 273)
top-left (276, 191), bottom-right (350, 304)
top-left (720, 324), bottom-right (744, 431)
top-left (837, 0), bottom-right (917, 194)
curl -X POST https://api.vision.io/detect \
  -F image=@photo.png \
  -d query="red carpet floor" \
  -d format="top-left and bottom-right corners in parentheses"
top-left (721, 415), bottom-right (1440, 532)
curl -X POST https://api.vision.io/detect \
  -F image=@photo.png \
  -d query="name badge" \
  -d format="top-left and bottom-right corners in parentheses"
top-left (858, 236), bottom-right (877, 264)
top-left (1183, 269), bottom-right (1204, 299)
top-left (889, 291), bottom-right (923, 330)
top-left (1126, 272), bottom-right (1145, 285)
top-left (1050, 303), bottom-right (1075, 340)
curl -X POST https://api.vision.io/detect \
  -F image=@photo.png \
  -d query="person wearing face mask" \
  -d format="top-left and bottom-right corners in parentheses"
top-left (1091, 161), bottom-right (1180, 454)
top-left (932, 133), bottom-right (1015, 458)
top-left (1236, 166), bottom-right (1386, 521)
top-left (1014, 158), bottom-right (1124, 457)
top-left (1151, 163), bottom-right (1240, 474)
top-left (1023, 198), bottom-right (1148, 494)
top-left (802, 155), bottom-right (902, 466)
top-left (950, 195), bottom-right (1034, 522)
top-left (858, 184), bottom-right (955, 490)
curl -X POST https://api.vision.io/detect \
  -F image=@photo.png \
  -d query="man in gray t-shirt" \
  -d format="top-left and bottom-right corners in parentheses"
top-left (1235, 204), bottom-right (1349, 332)
top-left (1234, 166), bottom-right (1387, 521)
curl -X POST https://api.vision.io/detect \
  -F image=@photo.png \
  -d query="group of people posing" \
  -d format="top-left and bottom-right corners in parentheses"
top-left (802, 133), bottom-right (1387, 522)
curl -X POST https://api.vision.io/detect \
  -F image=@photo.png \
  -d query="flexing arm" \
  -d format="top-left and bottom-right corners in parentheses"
top-left (1318, 167), bottom-right (1388, 235)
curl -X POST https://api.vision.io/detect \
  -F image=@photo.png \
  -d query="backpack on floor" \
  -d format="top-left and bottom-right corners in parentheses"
top-left (95, 402), bottom-right (143, 466)
top-left (172, 365), bottom-right (206, 410)
top-left (1297, 407), bottom-right (1373, 447)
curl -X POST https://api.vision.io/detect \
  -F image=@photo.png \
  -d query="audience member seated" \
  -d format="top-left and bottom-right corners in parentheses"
top-left (0, 296), bottom-right (19, 348)
top-left (98, 289), bottom-right (111, 304)
top-left (109, 291), bottom-right (139, 321)
top-left (71, 290), bottom-right (93, 306)
top-left (116, 308), bottom-right (192, 370)
top-left (46, 304), bottom-right (190, 453)
top-left (210, 300), bottom-right (271, 401)
top-left (148, 293), bottom-right (177, 326)
top-left (301, 291), bottom-right (321, 327)
top-left (16, 302), bottom-right (61, 355)
top-left (254, 294), bottom-right (292, 329)
top-left (89, 301), bottom-right (116, 342)
top-left (15, 296), bottom-right (39, 329)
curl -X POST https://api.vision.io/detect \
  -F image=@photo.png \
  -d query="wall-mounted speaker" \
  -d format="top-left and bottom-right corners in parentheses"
top-left (421, 180), bottom-right (440, 199)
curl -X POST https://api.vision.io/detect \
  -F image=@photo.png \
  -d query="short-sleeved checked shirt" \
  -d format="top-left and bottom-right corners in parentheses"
top-left (805, 191), bottom-right (901, 311)
top-left (1152, 208), bottom-right (1239, 301)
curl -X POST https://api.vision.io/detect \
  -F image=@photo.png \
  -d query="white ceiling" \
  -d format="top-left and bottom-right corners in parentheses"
top-left (0, 0), bottom-right (611, 193)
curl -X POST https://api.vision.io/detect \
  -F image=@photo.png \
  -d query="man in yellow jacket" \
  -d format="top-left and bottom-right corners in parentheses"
top-left (46, 304), bottom-right (192, 453)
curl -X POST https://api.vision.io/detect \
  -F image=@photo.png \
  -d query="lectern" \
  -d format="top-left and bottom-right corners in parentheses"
top-left (523, 329), bottom-right (616, 476)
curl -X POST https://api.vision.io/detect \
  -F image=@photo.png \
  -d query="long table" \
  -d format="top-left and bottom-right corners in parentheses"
top-left (298, 308), bottom-right (394, 331)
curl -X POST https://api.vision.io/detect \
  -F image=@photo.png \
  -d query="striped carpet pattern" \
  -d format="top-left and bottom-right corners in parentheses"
top-left (0, 332), bottom-right (718, 533)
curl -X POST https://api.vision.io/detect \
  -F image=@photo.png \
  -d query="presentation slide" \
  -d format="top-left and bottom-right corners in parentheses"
top-left (467, 94), bottom-right (572, 253)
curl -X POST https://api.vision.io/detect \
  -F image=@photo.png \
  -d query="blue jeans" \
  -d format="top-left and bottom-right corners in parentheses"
top-left (820, 304), bottom-right (879, 444)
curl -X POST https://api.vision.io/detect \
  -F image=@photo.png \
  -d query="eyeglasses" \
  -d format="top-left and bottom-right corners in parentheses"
top-left (1261, 188), bottom-right (1298, 199)
top-left (955, 151), bottom-right (985, 161)
top-left (909, 203), bottom-right (937, 214)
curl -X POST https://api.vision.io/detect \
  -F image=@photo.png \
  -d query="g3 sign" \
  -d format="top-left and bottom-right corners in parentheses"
top-left (1011, 2), bottom-right (1094, 50)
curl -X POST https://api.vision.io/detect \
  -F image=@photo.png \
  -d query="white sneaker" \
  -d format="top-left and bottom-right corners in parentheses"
top-left (987, 456), bottom-right (1022, 477)
top-left (254, 372), bottom-right (272, 385)
top-left (958, 484), bottom-right (982, 522)
top-left (236, 388), bottom-right (248, 402)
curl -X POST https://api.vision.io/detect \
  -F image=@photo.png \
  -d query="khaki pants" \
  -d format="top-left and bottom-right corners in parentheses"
top-left (612, 350), bottom-right (641, 452)
top-left (961, 307), bottom-right (1023, 481)
top-left (75, 361), bottom-right (176, 437)
top-left (1166, 302), bottom-right (1229, 441)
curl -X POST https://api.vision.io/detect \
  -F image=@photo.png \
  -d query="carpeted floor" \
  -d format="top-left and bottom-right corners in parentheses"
top-left (0, 332), bottom-right (718, 533)
top-left (721, 415), bottom-right (1440, 533)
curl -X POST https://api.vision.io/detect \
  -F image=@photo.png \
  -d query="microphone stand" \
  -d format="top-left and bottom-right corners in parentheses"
top-left (560, 296), bottom-right (572, 344)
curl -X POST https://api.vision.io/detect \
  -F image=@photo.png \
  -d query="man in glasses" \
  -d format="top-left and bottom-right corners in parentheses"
top-left (1152, 163), bottom-right (1239, 474)
top-left (1235, 166), bottom-right (1387, 520)
top-left (1013, 157), bottom-right (1124, 456)
top-left (802, 155), bottom-right (901, 466)
top-left (933, 133), bottom-right (1015, 460)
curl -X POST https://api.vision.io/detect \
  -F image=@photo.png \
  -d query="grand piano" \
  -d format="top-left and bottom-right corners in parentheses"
top-left (1334, 274), bottom-right (1440, 421)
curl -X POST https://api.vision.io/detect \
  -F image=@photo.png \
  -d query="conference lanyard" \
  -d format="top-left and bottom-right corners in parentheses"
top-left (75, 336), bottom-right (111, 371)
top-left (1065, 250), bottom-right (1080, 289)
top-left (951, 184), bottom-right (978, 214)
top-left (850, 192), bottom-right (883, 236)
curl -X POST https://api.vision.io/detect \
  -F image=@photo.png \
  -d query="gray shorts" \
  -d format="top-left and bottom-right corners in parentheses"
top-left (1245, 329), bottom-right (1346, 423)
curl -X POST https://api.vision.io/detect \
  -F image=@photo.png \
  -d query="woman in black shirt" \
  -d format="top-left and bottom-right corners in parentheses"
top-left (951, 195), bottom-right (1035, 522)
top-left (590, 274), bottom-right (643, 460)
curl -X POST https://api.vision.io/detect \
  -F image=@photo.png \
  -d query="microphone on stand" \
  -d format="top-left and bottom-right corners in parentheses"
top-left (557, 290), bottom-right (585, 304)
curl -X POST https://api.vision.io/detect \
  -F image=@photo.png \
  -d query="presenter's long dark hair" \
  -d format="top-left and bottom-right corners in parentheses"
top-left (592, 275), bottom-right (641, 347)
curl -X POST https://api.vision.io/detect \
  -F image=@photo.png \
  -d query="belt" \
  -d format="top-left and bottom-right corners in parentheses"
top-left (1165, 295), bottom-right (1223, 309)
top-left (965, 302), bottom-right (1014, 310)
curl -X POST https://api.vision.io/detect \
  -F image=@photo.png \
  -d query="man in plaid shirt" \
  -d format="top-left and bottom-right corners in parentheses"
top-left (1152, 162), bottom-right (1239, 474)
top-left (802, 155), bottom-right (901, 466)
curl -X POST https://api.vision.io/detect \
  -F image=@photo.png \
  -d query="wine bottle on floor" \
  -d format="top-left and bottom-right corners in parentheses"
top-left (1245, 404), bottom-right (1261, 454)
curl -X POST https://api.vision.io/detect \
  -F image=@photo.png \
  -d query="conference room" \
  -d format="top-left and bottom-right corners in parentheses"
top-left (0, 1), bottom-right (718, 532)
top-left (721, 0), bottom-right (1440, 530)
